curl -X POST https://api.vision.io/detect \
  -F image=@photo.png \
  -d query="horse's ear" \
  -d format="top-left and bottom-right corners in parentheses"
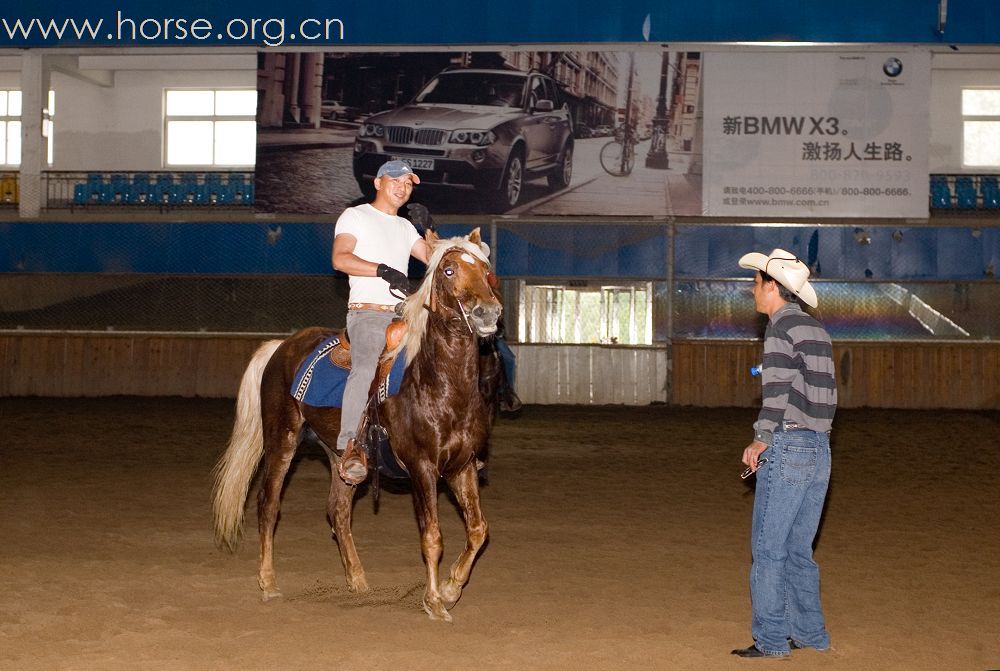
top-left (468, 227), bottom-right (481, 245)
top-left (425, 228), bottom-right (439, 243)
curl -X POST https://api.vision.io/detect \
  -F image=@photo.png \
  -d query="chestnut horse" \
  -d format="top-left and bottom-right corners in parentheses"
top-left (212, 229), bottom-right (501, 621)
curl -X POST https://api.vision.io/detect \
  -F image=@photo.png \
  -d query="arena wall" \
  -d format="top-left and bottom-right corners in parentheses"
top-left (2, 333), bottom-right (996, 409)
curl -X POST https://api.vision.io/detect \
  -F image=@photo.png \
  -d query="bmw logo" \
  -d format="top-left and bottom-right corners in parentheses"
top-left (883, 57), bottom-right (903, 77)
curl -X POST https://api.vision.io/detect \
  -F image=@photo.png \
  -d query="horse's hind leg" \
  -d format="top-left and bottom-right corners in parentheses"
top-left (440, 461), bottom-right (488, 610)
top-left (411, 466), bottom-right (450, 622)
top-left (257, 411), bottom-right (300, 600)
top-left (326, 463), bottom-right (368, 592)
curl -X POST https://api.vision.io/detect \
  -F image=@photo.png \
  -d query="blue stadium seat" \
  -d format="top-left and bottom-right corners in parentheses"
top-left (85, 173), bottom-right (104, 203)
top-left (105, 173), bottom-right (129, 203)
top-left (204, 173), bottom-right (225, 204)
top-left (176, 173), bottom-right (202, 204)
top-left (955, 176), bottom-right (977, 209)
top-left (73, 183), bottom-right (88, 205)
top-left (930, 175), bottom-right (952, 209)
top-left (980, 176), bottom-right (1000, 209)
top-left (228, 174), bottom-right (250, 204)
top-left (129, 173), bottom-right (153, 204)
top-left (154, 174), bottom-right (174, 204)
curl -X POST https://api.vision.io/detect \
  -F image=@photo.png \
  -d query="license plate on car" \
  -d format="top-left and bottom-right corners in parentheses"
top-left (391, 156), bottom-right (434, 171)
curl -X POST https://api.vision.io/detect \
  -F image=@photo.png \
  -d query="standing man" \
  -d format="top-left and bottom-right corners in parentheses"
top-left (732, 249), bottom-right (837, 659)
top-left (333, 160), bottom-right (429, 485)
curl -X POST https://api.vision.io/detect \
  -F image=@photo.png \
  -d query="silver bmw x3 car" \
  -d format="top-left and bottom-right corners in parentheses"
top-left (352, 68), bottom-right (574, 212)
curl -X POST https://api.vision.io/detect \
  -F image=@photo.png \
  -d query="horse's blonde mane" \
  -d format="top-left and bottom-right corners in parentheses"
top-left (386, 234), bottom-right (490, 365)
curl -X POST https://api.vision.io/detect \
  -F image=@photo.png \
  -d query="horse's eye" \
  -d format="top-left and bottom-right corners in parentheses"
top-left (443, 266), bottom-right (455, 277)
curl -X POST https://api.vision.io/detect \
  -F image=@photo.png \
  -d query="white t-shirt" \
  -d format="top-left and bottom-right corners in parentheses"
top-left (335, 203), bottom-right (421, 305)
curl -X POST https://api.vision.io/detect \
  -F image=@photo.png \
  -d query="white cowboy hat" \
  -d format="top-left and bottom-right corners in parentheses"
top-left (739, 248), bottom-right (818, 308)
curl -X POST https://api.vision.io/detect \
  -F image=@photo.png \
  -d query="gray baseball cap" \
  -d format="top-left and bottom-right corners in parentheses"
top-left (376, 159), bottom-right (421, 183)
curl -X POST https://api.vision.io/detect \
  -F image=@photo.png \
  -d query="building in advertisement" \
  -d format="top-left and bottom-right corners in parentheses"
top-left (501, 50), bottom-right (618, 136)
top-left (667, 52), bottom-right (703, 172)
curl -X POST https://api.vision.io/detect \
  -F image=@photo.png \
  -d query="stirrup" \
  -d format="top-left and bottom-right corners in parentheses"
top-left (338, 438), bottom-right (368, 485)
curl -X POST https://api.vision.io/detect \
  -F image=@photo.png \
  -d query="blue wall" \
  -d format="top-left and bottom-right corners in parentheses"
top-left (3, 222), bottom-right (997, 281)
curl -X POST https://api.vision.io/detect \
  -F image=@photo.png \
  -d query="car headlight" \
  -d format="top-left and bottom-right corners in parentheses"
top-left (449, 129), bottom-right (496, 146)
top-left (360, 123), bottom-right (385, 138)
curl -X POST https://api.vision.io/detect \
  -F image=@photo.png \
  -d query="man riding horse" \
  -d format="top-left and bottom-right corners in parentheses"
top-left (331, 159), bottom-right (429, 484)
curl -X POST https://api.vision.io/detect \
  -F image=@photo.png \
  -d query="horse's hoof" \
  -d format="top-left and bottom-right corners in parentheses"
top-left (440, 580), bottom-right (462, 610)
top-left (260, 587), bottom-right (282, 601)
top-left (346, 576), bottom-right (370, 593)
top-left (258, 575), bottom-right (282, 601)
top-left (422, 598), bottom-right (453, 623)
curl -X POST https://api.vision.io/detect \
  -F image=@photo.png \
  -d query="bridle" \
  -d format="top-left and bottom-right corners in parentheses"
top-left (422, 246), bottom-right (494, 337)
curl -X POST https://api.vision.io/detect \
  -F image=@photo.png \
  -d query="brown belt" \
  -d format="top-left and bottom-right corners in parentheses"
top-left (348, 302), bottom-right (398, 313)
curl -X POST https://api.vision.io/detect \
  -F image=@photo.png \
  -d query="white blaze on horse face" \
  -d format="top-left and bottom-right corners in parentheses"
top-left (460, 252), bottom-right (477, 265)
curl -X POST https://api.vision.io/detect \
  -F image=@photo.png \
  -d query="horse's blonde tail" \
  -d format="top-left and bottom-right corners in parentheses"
top-left (212, 339), bottom-right (283, 551)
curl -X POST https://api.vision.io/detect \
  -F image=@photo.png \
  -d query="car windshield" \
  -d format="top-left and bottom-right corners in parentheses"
top-left (414, 72), bottom-right (525, 108)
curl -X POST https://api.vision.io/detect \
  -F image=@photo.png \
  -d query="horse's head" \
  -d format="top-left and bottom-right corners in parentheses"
top-left (393, 229), bottom-right (503, 365)
top-left (423, 228), bottom-right (502, 336)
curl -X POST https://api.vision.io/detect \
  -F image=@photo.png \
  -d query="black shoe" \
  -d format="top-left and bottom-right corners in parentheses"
top-left (731, 645), bottom-right (766, 658)
top-left (731, 645), bottom-right (788, 659)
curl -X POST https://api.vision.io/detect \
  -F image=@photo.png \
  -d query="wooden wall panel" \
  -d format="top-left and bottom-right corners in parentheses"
top-left (0, 334), bottom-right (266, 398)
top-left (671, 340), bottom-right (1000, 409)
top-left (2, 335), bottom-right (997, 409)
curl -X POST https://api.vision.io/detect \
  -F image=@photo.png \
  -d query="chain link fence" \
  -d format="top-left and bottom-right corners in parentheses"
top-left (2, 221), bottom-right (998, 341)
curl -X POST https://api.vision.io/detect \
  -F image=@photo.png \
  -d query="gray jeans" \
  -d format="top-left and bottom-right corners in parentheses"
top-left (337, 309), bottom-right (396, 452)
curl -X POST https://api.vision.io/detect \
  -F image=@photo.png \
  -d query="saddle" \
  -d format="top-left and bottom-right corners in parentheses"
top-left (325, 319), bottom-right (405, 373)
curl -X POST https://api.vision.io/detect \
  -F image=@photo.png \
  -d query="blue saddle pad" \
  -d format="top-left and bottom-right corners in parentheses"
top-left (291, 335), bottom-right (406, 407)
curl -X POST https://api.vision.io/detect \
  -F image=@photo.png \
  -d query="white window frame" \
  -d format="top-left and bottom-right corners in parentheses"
top-left (163, 88), bottom-right (257, 167)
top-left (0, 89), bottom-right (54, 167)
top-left (961, 87), bottom-right (1000, 168)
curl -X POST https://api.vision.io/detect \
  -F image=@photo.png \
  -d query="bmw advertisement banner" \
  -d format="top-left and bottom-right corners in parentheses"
top-left (702, 51), bottom-right (930, 218)
top-left (254, 49), bottom-right (704, 217)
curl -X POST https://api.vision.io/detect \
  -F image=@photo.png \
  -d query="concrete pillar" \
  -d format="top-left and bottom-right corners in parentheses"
top-left (300, 52), bottom-right (323, 128)
top-left (285, 53), bottom-right (301, 123)
top-left (19, 52), bottom-right (48, 218)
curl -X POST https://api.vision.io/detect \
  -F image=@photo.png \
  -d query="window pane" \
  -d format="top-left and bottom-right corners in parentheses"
top-left (0, 121), bottom-right (6, 163)
top-left (215, 90), bottom-right (257, 116)
top-left (166, 90), bottom-right (215, 116)
top-left (167, 120), bottom-right (214, 164)
top-left (962, 89), bottom-right (1000, 116)
top-left (214, 121), bottom-right (256, 165)
top-left (0, 92), bottom-right (7, 117)
top-left (8, 91), bottom-right (21, 117)
top-left (6, 121), bottom-right (21, 165)
top-left (964, 121), bottom-right (1000, 166)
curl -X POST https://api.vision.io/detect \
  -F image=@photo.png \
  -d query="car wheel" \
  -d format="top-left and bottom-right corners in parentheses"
top-left (491, 149), bottom-right (524, 212)
top-left (547, 142), bottom-right (574, 191)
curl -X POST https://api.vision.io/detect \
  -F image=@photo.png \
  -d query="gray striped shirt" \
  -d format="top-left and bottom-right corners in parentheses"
top-left (753, 302), bottom-right (837, 445)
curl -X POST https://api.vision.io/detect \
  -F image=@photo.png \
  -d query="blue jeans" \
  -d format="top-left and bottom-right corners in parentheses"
top-left (750, 429), bottom-right (832, 655)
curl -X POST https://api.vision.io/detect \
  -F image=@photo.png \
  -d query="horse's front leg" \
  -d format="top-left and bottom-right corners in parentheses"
top-left (440, 460), bottom-right (488, 609)
top-left (327, 461), bottom-right (368, 593)
top-left (411, 466), bottom-right (450, 621)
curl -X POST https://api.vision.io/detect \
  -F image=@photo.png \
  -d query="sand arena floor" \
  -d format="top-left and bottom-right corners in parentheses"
top-left (2, 398), bottom-right (998, 670)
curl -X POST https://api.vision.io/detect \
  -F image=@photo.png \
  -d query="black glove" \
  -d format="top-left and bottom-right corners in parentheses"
top-left (376, 263), bottom-right (414, 296)
top-left (406, 203), bottom-right (435, 234)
